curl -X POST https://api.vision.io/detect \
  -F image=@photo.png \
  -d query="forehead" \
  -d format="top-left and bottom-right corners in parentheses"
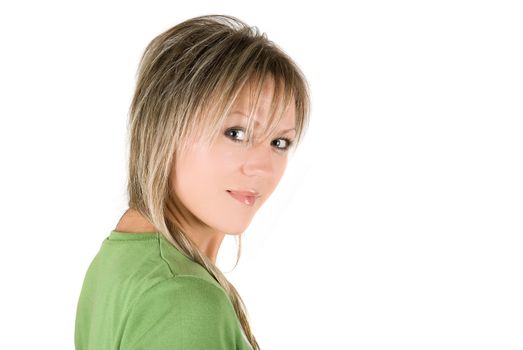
top-left (229, 111), bottom-right (296, 133)
top-left (233, 76), bottom-right (277, 109)
top-left (229, 77), bottom-right (296, 127)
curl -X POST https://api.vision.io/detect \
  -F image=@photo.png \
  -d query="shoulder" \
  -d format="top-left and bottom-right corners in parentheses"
top-left (120, 275), bottom-right (243, 349)
top-left (132, 274), bottom-right (232, 315)
top-left (157, 235), bottom-right (223, 289)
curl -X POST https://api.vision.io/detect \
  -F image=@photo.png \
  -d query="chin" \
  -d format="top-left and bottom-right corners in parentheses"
top-left (211, 213), bottom-right (256, 235)
top-left (224, 225), bottom-right (249, 235)
top-left (221, 222), bottom-right (252, 235)
top-left (225, 231), bottom-right (244, 236)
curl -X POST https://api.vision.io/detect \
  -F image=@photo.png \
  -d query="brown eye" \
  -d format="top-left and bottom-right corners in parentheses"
top-left (224, 128), bottom-right (247, 142)
top-left (272, 138), bottom-right (294, 152)
top-left (225, 127), bottom-right (294, 152)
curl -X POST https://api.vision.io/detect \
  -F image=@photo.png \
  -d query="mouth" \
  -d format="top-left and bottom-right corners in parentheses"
top-left (226, 190), bottom-right (261, 207)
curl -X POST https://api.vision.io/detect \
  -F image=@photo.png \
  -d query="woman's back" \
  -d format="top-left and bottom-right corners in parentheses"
top-left (74, 230), bottom-right (252, 349)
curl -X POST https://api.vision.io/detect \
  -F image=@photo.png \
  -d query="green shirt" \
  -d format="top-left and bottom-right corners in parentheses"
top-left (75, 231), bottom-right (253, 350)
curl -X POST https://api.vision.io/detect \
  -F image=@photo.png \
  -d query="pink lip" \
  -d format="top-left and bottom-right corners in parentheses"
top-left (227, 190), bottom-right (261, 207)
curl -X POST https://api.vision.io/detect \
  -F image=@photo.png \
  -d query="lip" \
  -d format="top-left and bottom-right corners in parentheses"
top-left (227, 189), bottom-right (261, 207)
top-left (227, 189), bottom-right (261, 197)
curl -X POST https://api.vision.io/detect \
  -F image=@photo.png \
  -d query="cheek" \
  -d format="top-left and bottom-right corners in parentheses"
top-left (176, 152), bottom-right (210, 188)
top-left (210, 139), bottom-right (244, 169)
top-left (174, 145), bottom-right (233, 196)
top-left (272, 158), bottom-right (288, 187)
top-left (172, 151), bottom-right (218, 221)
top-left (274, 154), bottom-right (288, 175)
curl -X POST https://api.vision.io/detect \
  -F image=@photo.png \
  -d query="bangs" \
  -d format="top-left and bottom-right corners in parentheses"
top-left (172, 36), bottom-right (307, 157)
top-left (194, 71), bottom-right (296, 151)
top-left (239, 72), bottom-right (295, 148)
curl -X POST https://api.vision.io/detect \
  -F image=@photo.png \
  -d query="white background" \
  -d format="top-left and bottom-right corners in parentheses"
top-left (1, 1), bottom-right (522, 349)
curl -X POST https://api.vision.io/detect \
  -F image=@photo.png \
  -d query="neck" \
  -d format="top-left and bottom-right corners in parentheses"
top-left (116, 208), bottom-right (225, 263)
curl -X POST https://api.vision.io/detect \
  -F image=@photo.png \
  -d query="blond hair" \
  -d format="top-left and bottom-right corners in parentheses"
top-left (126, 14), bottom-right (310, 349)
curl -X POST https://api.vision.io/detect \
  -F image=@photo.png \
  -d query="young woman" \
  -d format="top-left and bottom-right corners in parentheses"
top-left (75, 14), bottom-right (310, 350)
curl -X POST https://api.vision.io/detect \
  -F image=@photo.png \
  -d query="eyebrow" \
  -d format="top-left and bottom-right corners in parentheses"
top-left (230, 111), bottom-right (296, 134)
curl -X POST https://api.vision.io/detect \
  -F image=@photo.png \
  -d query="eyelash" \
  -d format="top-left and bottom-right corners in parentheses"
top-left (224, 127), bottom-right (294, 152)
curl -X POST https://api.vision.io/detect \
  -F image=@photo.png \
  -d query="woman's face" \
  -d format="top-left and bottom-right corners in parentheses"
top-left (172, 78), bottom-right (296, 235)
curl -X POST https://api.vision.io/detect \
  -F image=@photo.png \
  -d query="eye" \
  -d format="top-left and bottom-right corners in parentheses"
top-left (271, 138), bottom-right (294, 152)
top-left (224, 128), bottom-right (247, 142)
top-left (224, 127), bottom-right (295, 152)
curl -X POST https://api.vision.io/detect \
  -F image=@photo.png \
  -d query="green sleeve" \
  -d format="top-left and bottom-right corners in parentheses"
top-left (120, 275), bottom-right (249, 350)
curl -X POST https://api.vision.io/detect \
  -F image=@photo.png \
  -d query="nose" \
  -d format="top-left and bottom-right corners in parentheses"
top-left (240, 138), bottom-right (274, 176)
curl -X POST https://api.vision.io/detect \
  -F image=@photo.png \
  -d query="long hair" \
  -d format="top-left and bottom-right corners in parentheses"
top-left (126, 14), bottom-right (310, 349)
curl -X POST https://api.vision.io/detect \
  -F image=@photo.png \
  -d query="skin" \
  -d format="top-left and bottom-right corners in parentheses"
top-left (115, 77), bottom-right (296, 263)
